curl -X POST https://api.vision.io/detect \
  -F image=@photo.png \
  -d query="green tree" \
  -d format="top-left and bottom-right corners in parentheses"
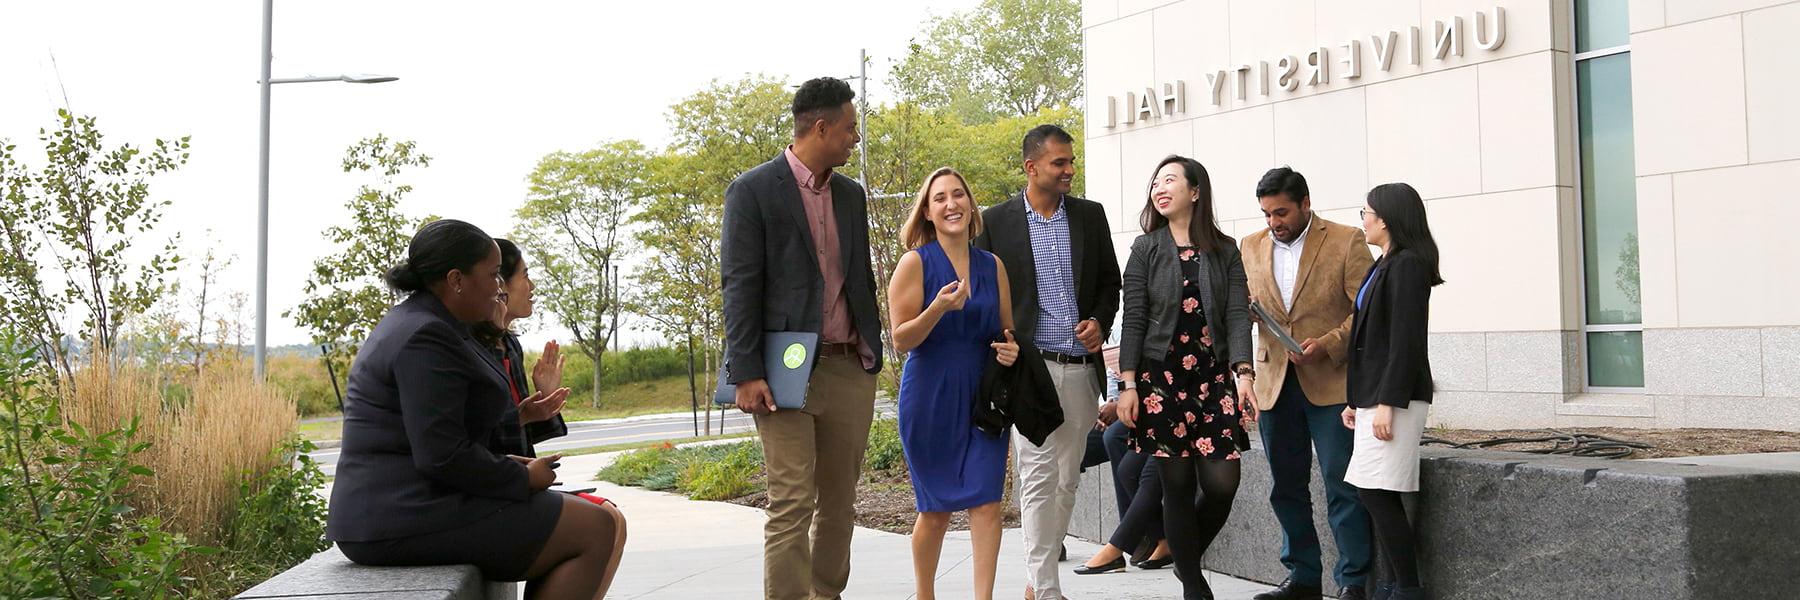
top-left (0, 110), bottom-right (188, 384)
top-left (633, 76), bottom-right (789, 429)
top-left (889, 0), bottom-right (1084, 123)
top-left (514, 140), bottom-right (648, 408)
top-left (287, 135), bottom-right (433, 385)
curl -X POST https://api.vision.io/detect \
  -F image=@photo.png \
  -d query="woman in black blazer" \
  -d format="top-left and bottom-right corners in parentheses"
top-left (1117, 155), bottom-right (1258, 600)
top-left (472, 238), bottom-right (571, 459)
top-left (326, 219), bottom-right (623, 599)
top-left (1341, 183), bottom-right (1443, 600)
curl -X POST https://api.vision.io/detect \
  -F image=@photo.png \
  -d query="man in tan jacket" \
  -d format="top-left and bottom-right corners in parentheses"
top-left (1242, 168), bottom-right (1377, 600)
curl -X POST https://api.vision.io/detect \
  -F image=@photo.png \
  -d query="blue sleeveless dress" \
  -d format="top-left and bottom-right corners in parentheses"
top-left (898, 241), bottom-right (1008, 512)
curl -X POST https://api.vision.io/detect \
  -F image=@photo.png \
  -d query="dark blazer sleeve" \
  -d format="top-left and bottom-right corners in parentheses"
top-left (1223, 247), bottom-right (1252, 368)
top-left (1087, 203), bottom-right (1123, 338)
top-left (393, 322), bottom-right (529, 501)
top-left (972, 206), bottom-right (997, 252)
top-left (720, 175), bottom-right (767, 383)
top-left (1374, 254), bottom-right (1432, 408)
top-left (1118, 235), bottom-right (1152, 374)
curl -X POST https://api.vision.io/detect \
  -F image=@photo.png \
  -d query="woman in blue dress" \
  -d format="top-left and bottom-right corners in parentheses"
top-left (888, 166), bottom-right (1020, 600)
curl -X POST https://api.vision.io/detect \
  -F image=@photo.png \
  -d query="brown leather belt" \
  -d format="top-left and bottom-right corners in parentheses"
top-left (818, 342), bottom-right (860, 357)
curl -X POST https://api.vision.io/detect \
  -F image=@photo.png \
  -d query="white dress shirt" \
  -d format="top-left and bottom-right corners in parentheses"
top-left (1271, 214), bottom-right (1312, 309)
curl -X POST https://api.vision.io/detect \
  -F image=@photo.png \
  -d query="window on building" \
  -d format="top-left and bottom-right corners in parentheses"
top-left (1573, 0), bottom-right (1643, 389)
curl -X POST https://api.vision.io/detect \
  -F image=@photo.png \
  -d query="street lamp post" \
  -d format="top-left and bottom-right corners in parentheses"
top-left (254, 0), bottom-right (396, 381)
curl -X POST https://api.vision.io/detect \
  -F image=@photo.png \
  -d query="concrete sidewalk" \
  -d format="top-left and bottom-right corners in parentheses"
top-left (558, 451), bottom-right (1274, 600)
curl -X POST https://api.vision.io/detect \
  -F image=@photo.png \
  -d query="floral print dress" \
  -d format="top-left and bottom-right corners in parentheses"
top-left (1127, 245), bottom-right (1248, 460)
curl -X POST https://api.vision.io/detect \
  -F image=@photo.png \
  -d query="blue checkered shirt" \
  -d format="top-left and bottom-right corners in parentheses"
top-left (1026, 198), bottom-right (1084, 355)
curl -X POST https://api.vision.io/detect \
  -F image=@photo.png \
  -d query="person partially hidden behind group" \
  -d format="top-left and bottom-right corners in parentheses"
top-left (326, 219), bottom-right (625, 599)
top-left (473, 238), bottom-right (618, 510)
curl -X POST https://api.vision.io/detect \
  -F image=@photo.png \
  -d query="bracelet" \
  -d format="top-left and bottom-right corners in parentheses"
top-left (1234, 365), bottom-right (1256, 379)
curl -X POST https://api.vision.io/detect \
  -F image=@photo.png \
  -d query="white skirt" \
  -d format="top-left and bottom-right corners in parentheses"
top-left (1344, 401), bottom-right (1430, 492)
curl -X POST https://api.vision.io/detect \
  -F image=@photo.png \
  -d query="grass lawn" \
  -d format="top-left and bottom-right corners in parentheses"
top-left (297, 375), bottom-right (711, 442)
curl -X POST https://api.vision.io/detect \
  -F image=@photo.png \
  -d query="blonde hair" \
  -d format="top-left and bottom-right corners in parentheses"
top-left (900, 167), bottom-right (983, 250)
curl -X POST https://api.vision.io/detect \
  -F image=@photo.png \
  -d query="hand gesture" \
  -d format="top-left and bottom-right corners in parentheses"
top-left (1341, 407), bottom-right (1357, 430)
top-left (1117, 388), bottom-right (1139, 429)
top-left (519, 386), bottom-right (570, 424)
top-left (1287, 338), bottom-right (1326, 366)
top-left (1074, 319), bottom-right (1103, 353)
top-left (928, 278), bottom-right (970, 314)
top-left (526, 453), bottom-right (562, 491)
top-left (991, 329), bottom-right (1020, 367)
top-left (532, 340), bottom-right (566, 392)
top-left (735, 378), bottom-right (776, 415)
top-left (1097, 399), bottom-right (1119, 428)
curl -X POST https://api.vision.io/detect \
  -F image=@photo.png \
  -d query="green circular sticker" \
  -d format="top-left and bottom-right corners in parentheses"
top-left (782, 343), bottom-right (807, 369)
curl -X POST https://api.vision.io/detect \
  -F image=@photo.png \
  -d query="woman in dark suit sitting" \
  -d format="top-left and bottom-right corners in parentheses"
top-left (1341, 183), bottom-right (1443, 600)
top-left (326, 219), bottom-right (624, 599)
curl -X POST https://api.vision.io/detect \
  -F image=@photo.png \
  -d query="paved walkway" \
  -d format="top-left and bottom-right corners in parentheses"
top-left (554, 451), bottom-right (1275, 600)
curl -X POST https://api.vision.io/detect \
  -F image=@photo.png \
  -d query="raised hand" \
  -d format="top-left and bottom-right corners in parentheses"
top-left (519, 387), bottom-right (570, 424)
top-left (928, 278), bottom-right (971, 314)
top-left (532, 340), bottom-right (565, 392)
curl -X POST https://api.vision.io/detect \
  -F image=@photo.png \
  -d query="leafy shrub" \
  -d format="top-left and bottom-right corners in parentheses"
top-left (864, 418), bottom-right (906, 473)
top-left (0, 340), bottom-right (197, 599)
top-left (679, 442), bottom-right (762, 501)
top-left (596, 443), bottom-right (674, 486)
top-left (222, 436), bottom-right (330, 579)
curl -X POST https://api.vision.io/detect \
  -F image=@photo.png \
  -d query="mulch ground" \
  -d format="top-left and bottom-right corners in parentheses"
top-left (728, 463), bottom-right (1022, 535)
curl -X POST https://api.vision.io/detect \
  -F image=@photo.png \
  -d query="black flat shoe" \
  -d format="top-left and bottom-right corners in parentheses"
top-left (1131, 555), bottom-right (1174, 570)
top-left (1073, 556), bottom-right (1127, 575)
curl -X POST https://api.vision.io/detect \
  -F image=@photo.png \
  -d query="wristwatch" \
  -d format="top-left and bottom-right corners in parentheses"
top-left (1116, 379), bottom-right (1136, 392)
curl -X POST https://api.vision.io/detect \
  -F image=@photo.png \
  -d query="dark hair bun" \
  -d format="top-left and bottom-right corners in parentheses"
top-left (385, 263), bottom-right (425, 293)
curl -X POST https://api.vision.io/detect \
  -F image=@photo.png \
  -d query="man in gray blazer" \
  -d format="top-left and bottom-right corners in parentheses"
top-left (721, 76), bottom-right (884, 600)
top-left (974, 124), bottom-right (1122, 600)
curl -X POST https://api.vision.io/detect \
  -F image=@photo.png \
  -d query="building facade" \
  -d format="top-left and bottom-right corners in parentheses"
top-left (1081, 0), bottom-right (1800, 430)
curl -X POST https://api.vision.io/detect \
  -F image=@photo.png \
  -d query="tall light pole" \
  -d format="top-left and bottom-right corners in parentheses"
top-left (255, 0), bottom-right (397, 381)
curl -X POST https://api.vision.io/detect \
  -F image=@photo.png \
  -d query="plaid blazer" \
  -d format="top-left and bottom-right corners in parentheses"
top-left (487, 334), bottom-right (569, 458)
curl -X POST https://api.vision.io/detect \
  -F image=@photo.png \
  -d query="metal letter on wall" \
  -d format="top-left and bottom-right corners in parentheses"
top-left (1137, 88), bottom-right (1160, 120)
top-left (1124, 92), bottom-right (1138, 124)
top-left (1307, 47), bottom-right (1330, 86)
top-left (1206, 70), bottom-right (1229, 105)
top-left (1159, 81), bottom-right (1186, 115)
top-left (1433, 16), bottom-right (1464, 59)
top-left (1233, 66), bottom-right (1251, 100)
top-left (1257, 61), bottom-right (1272, 96)
top-left (1339, 39), bottom-right (1363, 79)
top-left (1276, 55), bottom-right (1300, 91)
top-left (1410, 26), bottom-right (1423, 65)
top-left (1475, 7), bottom-right (1507, 51)
top-left (1372, 31), bottom-right (1399, 71)
top-left (1107, 96), bottom-right (1119, 128)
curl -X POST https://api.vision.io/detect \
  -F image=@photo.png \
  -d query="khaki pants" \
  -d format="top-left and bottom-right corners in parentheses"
top-left (754, 353), bottom-right (877, 600)
top-left (1014, 360), bottom-right (1101, 600)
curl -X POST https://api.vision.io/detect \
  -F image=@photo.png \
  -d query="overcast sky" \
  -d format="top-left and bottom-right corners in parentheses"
top-left (0, 0), bottom-right (984, 349)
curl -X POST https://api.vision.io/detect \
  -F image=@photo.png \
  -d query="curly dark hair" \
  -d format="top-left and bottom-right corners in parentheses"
top-left (792, 77), bottom-right (856, 138)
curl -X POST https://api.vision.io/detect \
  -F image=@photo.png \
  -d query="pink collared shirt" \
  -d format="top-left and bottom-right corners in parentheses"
top-left (784, 147), bottom-right (873, 369)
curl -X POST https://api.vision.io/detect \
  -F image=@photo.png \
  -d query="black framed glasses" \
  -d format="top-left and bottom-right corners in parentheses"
top-left (1359, 208), bottom-right (1377, 220)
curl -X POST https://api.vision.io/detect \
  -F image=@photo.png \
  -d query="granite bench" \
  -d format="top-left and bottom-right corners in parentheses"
top-left (1068, 445), bottom-right (1800, 599)
top-left (232, 545), bottom-right (517, 600)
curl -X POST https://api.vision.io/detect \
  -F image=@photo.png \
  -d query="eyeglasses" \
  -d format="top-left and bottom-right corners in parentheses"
top-left (1359, 208), bottom-right (1377, 220)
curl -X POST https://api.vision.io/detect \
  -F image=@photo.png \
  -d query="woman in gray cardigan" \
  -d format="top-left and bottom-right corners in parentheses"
top-left (1116, 155), bottom-right (1258, 600)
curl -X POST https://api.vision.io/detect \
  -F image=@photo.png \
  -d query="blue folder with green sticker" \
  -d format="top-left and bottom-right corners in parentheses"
top-left (713, 331), bottom-right (820, 410)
